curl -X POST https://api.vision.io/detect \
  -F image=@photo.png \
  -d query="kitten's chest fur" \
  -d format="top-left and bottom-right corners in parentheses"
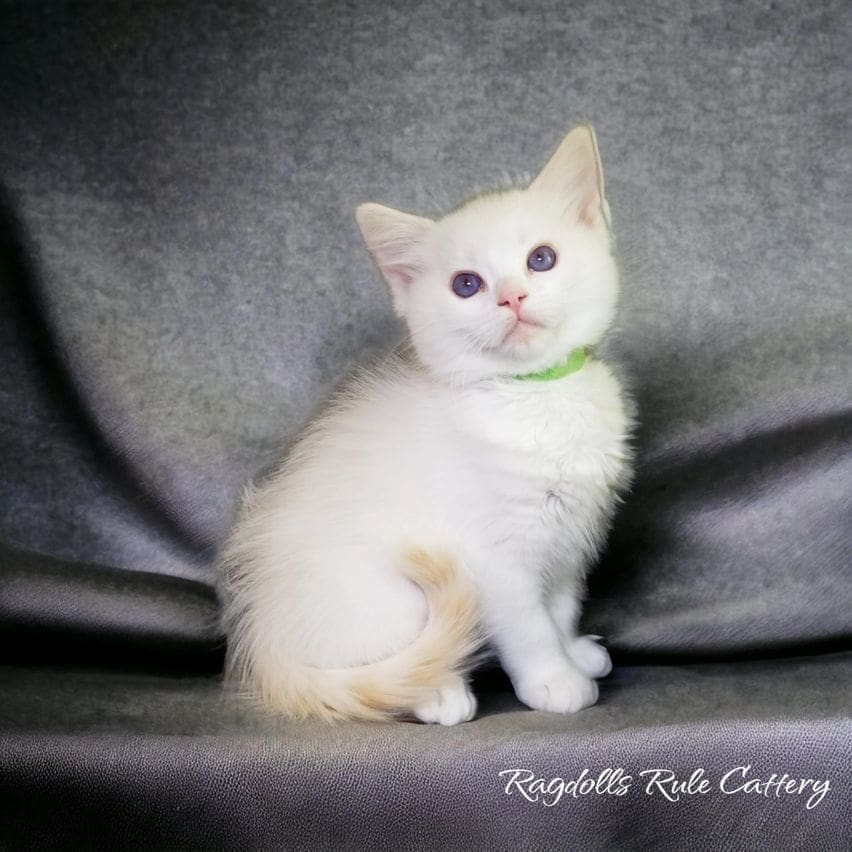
top-left (446, 360), bottom-right (631, 558)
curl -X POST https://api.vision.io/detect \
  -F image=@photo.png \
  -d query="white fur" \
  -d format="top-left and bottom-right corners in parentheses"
top-left (219, 126), bottom-right (633, 724)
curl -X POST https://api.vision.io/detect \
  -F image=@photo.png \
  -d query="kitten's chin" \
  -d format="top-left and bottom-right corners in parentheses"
top-left (493, 319), bottom-right (552, 360)
top-left (491, 322), bottom-right (598, 377)
top-left (500, 318), bottom-right (543, 345)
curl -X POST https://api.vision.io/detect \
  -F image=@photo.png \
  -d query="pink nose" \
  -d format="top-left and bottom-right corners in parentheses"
top-left (498, 291), bottom-right (528, 317)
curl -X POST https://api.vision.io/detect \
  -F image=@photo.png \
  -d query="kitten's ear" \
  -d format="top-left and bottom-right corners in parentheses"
top-left (355, 203), bottom-right (435, 315)
top-left (530, 125), bottom-right (611, 228)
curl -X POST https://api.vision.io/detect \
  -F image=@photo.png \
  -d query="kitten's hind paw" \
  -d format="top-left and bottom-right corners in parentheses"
top-left (412, 678), bottom-right (477, 726)
top-left (566, 635), bottom-right (612, 679)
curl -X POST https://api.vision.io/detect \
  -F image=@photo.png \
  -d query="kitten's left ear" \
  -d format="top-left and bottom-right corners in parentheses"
top-left (530, 125), bottom-right (611, 228)
top-left (355, 203), bottom-right (435, 316)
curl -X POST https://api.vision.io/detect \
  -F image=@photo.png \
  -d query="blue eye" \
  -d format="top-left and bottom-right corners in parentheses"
top-left (527, 245), bottom-right (557, 272)
top-left (451, 271), bottom-right (484, 298)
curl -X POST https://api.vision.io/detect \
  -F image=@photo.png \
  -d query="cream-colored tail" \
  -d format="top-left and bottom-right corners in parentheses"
top-left (228, 549), bottom-right (483, 722)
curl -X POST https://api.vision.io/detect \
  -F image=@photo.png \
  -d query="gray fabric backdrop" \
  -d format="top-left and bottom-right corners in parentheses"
top-left (1, 0), bottom-right (850, 848)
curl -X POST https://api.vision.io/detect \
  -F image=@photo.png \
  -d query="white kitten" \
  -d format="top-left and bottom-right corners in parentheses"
top-left (218, 126), bottom-right (633, 725)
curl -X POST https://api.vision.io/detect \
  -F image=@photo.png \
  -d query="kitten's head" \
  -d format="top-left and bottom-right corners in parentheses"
top-left (356, 125), bottom-right (618, 379)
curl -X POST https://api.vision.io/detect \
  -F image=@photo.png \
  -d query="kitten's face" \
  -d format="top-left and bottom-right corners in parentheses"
top-left (357, 126), bottom-right (618, 379)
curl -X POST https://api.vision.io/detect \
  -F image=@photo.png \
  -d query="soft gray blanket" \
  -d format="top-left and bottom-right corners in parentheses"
top-left (1, 1), bottom-right (849, 848)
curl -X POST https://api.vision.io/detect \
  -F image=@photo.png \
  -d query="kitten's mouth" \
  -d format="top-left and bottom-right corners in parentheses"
top-left (501, 316), bottom-right (544, 345)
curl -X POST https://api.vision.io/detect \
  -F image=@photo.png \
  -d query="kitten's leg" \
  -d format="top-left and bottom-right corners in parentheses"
top-left (547, 581), bottom-right (612, 679)
top-left (412, 676), bottom-right (477, 726)
top-left (480, 560), bottom-right (598, 714)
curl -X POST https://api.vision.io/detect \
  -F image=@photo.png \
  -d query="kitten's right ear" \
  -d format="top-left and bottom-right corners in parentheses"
top-left (355, 203), bottom-right (435, 316)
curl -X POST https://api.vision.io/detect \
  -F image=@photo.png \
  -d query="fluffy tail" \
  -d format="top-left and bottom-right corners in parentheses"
top-left (226, 548), bottom-right (483, 722)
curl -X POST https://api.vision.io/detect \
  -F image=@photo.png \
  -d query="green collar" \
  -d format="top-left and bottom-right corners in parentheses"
top-left (514, 347), bottom-right (588, 382)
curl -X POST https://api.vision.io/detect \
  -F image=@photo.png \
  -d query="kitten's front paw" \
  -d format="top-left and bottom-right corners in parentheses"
top-left (515, 666), bottom-right (598, 714)
top-left (412, 678), bottom-right (477, 726)
top-left (566, 635), bottom-right (612, 679)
